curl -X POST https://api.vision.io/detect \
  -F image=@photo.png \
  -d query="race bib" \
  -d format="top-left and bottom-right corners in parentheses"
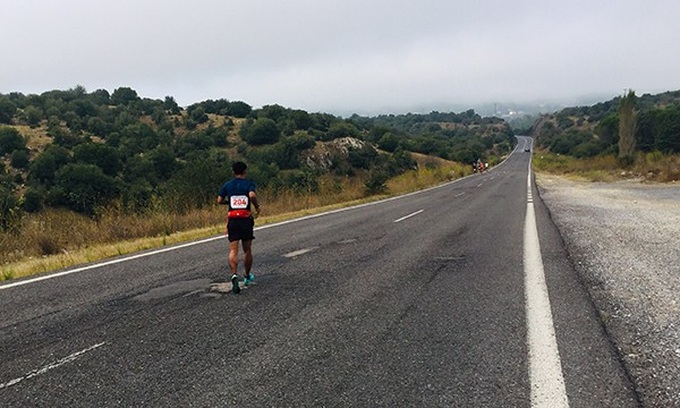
top-left (230, 195), bottom-right (249, 209)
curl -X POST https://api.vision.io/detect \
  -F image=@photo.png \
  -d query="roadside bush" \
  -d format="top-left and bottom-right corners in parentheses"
top-left (364, 169), bottom-right (388, 195)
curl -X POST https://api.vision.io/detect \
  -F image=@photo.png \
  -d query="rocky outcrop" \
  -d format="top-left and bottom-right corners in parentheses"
top-left (304, 137), bottom-right (370, 171)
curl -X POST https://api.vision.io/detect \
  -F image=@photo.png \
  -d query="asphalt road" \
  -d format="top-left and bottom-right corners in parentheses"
top-left (1, 137), bottom-right (640, 407)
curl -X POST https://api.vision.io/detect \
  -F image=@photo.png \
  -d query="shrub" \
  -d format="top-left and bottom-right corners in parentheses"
top-left (364, 169), bottom-right (388, 195)
top-left (10, 149), bottom-right (30, 169)
top-left (22, 188), bottom-right (44, 213)
top-left (0, 126), bottom-right (26, 155)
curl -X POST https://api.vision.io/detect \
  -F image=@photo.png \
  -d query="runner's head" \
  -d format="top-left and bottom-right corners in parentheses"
top-left (232, 161), bottom-right (247, 176)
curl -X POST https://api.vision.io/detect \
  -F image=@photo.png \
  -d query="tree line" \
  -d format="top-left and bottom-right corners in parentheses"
top-left (0, 86), bottom-right (514, 232)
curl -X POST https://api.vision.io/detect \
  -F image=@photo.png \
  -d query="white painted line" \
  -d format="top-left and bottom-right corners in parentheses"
top-left (0, 236), bottom-right (224, 290)
top-left (0, 342), bottom-right (106, 390)
top-left (455, 192), bottom-right (466, 198)
top-left (393, 209), bottom-right (424, 223)
top-left (476, 183), bottom-right (484, 188)
top-left (283, 247), bottom-right (319, 258)
top-left (524, 163), bottom-right (569, 407)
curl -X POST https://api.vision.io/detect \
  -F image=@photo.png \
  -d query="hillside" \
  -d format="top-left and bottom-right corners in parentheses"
top-left (0, 87), bottom-right (515, 269)
top-left (530, 90), bottom-right (680, 158)
top-left (0, 87), bottom-right (514, 216)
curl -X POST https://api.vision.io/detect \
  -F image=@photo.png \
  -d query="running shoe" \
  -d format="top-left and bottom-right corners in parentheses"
top-left (231, 274), bottom-right (241, 294)
top-left (243, 273), bottom-right (255, 286)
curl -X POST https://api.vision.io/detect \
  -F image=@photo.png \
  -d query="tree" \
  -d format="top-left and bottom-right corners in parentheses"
top-left (29, 145), bottom-right (70, 185)
top-left (364, 169), bottom-right (388, 195)
top-left (348, 144), bottom-right (378, 169)
top-left (595, 113), bottom-right (618, 145)
top-left (165, 154), bottom-right (231, 211)
top-left (163, 96), bottom-right (180, 114)
top-left (0, 97), bottom-right (17, 124)
top-left (111, 87), bottom-right (140, 105)
top-left (54, 163), bottom-right (118, 215)
top-left (73, 142), bottom-right (120, 176)
top-left (290, 109), bottom-right (312, 130)
top-left (377, 132), bottom-right (399, 152)
top-left (189, 106), bottom-right (209, 123)
top-left (10, 149), bottom-right (30, 169)
top-left (147, 146), bottom-right (178, 180)
top-left (0, 126), bottom-right (26, 155)
top-left (226, 101), bottom-right (252, 118)
top-left (618, 90), bottom-right (638, 164)
top-left (655, 106), bottom-right (680, 153)
top-left (258, 104), bottom-right (287, 121)
top-left (23, 105), bottom-right (43, 127)
top-left (241, 118), bottom-right (280, 145)
top-left (22, 187), bottom-right (44, 213)
top-left (87, 116), bottom-right (111, 136)
top-left (323, 122), bottom-right (359, 141)
top-left (90, 89), bottom-right (111, 105)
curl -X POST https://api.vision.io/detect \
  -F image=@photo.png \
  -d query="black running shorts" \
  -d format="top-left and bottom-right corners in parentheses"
top-left (227, 217), bottom-right (255, 242)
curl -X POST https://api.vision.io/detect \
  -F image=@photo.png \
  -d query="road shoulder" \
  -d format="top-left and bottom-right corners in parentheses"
top-left (536, 174), bottom-right (680, 408)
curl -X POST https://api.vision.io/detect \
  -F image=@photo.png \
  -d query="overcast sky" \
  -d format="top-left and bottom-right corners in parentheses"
top-left (2, 0), bottom-right (679, 115)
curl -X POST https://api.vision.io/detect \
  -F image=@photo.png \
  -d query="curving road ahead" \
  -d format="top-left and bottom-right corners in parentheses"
top-left (1, 137), bottom-right (639, 407)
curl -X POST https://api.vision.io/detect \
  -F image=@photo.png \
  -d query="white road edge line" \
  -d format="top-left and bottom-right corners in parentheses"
top-left (0, 342), bottom-right (106, 390)
top-left (524, 157), bottom-right (569, 407)
top-left (0, 236), bottom-right (224, 290)
top-left (393, 209), bottom-right (424, 223)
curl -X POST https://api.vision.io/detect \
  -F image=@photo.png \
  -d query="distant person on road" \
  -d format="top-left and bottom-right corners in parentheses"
top-left (217, 161), bottom-right (260, 294)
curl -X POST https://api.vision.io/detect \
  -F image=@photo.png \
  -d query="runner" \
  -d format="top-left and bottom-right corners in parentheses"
top-left (217, 161), bottom-right (260, 294)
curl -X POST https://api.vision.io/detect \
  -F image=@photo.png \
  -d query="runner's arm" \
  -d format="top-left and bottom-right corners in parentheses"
top-left (249, 191), bottom-right (260, 213)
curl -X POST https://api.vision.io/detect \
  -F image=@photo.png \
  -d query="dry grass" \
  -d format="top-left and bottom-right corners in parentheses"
top-left (388, 161), bottom-right (470, 193)
top-left (1, 163), bottom-right (470, 281)
top-left (532, 150), bottom-right (680, 183)
top-left (0, 207), bottom-right (227, 280)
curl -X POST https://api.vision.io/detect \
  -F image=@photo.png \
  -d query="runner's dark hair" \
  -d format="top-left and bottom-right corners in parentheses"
top-left (232, 161), bottom-right (247, 175)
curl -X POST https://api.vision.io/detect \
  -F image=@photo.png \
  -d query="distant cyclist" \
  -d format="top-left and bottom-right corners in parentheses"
top-left (217, 161), bottom-right (260, 294)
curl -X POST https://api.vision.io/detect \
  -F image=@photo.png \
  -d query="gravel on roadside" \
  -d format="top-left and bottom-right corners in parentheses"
top-left (536, 174), bottom-right (680, 408)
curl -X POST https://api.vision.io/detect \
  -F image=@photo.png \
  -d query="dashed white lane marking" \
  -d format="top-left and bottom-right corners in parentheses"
top-left (283, 247), bottom-right (319, 258)
top-left (0, 342), bottom-right (106, 390)
top-left (455, 192), bottom-right (466, 198)
top-left (524, 163), bottom-right (569, 407)
top-left (393, 209), bottom-right (424, 223)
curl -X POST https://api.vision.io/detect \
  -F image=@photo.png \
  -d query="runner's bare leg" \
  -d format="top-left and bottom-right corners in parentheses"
top-left (229, 240), bottom-right (240, 276)
top-left (242, 240), bottom-right (253, 275)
